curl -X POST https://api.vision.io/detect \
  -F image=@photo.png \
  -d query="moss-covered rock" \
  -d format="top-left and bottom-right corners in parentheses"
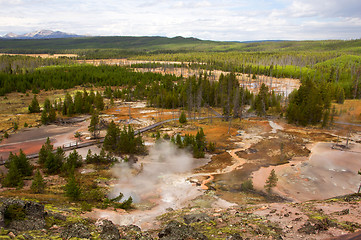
top-left (0, 199), bottom-right (45, 231)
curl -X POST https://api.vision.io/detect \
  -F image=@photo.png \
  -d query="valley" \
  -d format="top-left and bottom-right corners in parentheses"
top-left (0, 39), bottom-right (360, 239)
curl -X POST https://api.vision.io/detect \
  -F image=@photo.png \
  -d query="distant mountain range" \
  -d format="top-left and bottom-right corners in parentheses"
top-left (1, 30), bottom-right (85, 39)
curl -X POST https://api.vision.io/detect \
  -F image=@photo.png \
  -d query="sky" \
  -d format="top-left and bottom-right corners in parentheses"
top-left (0, 0), bottom-right (360, 41)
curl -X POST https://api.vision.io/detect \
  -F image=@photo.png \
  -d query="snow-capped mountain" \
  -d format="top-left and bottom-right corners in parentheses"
top-left (2, 30), bottom-right (84, 39)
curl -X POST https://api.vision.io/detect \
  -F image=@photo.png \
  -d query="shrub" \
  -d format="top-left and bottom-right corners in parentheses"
top-left (80, 202), bottom-right (92, 212)
top-left (28, 95), bottom-right (41, 113)
top-left (241, 179), bottom-right (254, 191)
top-left (179, 111), bottom-right (187, 124)
top-left (163, 133), bottom-right (170, 140)
top-left (4, 204), bottom-right (25, 226)
top-left (208, 142), bottom-right (216, 152)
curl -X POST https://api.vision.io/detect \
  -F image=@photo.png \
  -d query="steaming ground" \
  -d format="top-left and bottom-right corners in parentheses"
top-left (110, 141), bottom-right (206, 202)
top-left (89, 141), bottom-right (210, 228)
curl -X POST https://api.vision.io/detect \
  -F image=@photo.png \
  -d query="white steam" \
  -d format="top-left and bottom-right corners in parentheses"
top-left (109, 141), bottom-right (202, 204)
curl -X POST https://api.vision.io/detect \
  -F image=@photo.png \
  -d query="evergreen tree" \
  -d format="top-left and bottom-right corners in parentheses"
top-left (74, 91), bottom-right (84, 113)
top-left (43, 98), bottom-right (51, 112)
top-left (65, 173), bottom-right (81, 201)
top-left (88, 111), bottom-right (99, 139)
top-left (103, 121), bottom-right (119, 153)
top-left (264, 169), bottom-right (278, 193)
top-left (179, 111), bottom-right (187, 124)
top-left (15, 149), bottom-right (33, 177)
top-left (48, 106), bottom-right (56, 122)
top-left (286, 79), bottom-right (331, 126)
top-left (3, 160), bottom-right (23, 188)
top-left (38, 137), bottom-right (53, 165)
top-left (253, 83), bottom-right (270, 116)
top-left (196, 128), bottom-right (206, 150)
top-left (31, 169), bottom-right (46, 194)
top-left (63, 92), bottom-right (74, 116)
top-left (41, 109), bottom-right (48, 124)
top-left (45, 147), bottom-right (64, 174)
top-left (94, 91), bottom-right (104, 110)
top-left (28, 95), bottom-right (41, 113)
top-left (6, 150), bottom-right (32, 177)
top-left (103, 123), bottom-right (144, 155)
top-left (120, 197), bottom-right (133, 210)
top-left (322, 109), bottom-right (330, 128)
top-left (63, 150), bottom-right (82, 174)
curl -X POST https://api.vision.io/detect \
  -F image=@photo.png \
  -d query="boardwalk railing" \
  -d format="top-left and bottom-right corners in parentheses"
top-left (22, 115), bottom-right (223, 161)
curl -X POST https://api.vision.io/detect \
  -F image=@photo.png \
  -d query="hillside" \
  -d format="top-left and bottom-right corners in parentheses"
top-left (0, 36), bottom-right (361, 55)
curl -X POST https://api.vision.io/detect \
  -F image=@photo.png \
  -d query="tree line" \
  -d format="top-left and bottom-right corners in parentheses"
top-left (132, 52), bottom-right (361, 99)
top-left (0, 55), bottom-right (75, 74)
top-left (1, 62), bottom-right (342, 127)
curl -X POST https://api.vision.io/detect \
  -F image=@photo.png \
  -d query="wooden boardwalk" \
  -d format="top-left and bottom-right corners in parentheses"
top-left (23, 115), bottom-right (223, 161)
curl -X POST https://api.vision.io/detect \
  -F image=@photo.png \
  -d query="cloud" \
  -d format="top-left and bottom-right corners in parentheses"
top-left (0, 0), bottom-right (360, 41)
top-left (287, 0), bottom-right (361, 18)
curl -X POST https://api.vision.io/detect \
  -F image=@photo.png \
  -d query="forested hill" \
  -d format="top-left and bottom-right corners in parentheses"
top-left (0, 36), bottom-right (221, 52)
top-left (0, 36), bottom-right (360, 55)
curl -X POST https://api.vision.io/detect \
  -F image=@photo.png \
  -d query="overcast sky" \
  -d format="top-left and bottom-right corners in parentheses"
top-left (0, 0), bottom-right (360, 41)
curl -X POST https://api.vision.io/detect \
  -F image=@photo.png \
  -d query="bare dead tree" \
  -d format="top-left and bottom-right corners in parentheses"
top-left (197, 83), bottom-right (203, 119)
top-left (233, 84), bottom-right (240, 119)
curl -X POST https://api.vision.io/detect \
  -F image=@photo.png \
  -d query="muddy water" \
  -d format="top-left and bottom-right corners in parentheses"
top-left (252, 142), bottom-right (361, 201)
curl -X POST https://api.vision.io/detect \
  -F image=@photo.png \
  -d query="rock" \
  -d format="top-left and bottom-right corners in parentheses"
top-left (49, 225), bottom-right (60, 231)
top-left (46, 212), bottom-right (67, 222)
top-left (293, 217), bottom-right (302, 222)
top-left (119, 225), bottom-right (153, 240)
top-left (60, 222), bottom-right (91, 239)
top-left (96, 219), bottom-right (120, 240)
top-left (22, 233), bottom-right (33, 239)
top-left (159, 221), bottom-right (208, 240)
top-left (270, 209), bottom-right (277, 214)
top-left (8, 232), bottom-right (15, 239)
top-left (334, 209), bottom-right (349, 215)
top-left (297, 220), bottom-right (328, 235)
top-left (226, 233), bottom-right (243, 239)
top-left (183, 213), bottom-right (212, 224)
top-left (0, 199), bottom-right (45, 231)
